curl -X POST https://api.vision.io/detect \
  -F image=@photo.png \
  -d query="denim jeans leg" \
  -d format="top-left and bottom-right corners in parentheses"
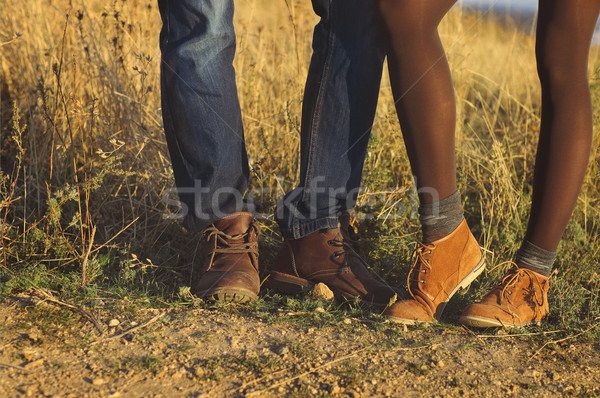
top-left (158, 0), bottom-right (250, 232)
top-left (276, 0), bottom-right (387, 240)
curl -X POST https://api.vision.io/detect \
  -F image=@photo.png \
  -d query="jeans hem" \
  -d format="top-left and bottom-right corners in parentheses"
top-left (183, 202), bottom-right (256, 233)
top-left (278, 216), bottom-right (339, 240)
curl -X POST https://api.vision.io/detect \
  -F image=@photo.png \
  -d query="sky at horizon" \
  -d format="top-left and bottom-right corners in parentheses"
top-left (458, 0), bottom-right (600, 42)
top-left (459, 0), bottom-right (538, 13)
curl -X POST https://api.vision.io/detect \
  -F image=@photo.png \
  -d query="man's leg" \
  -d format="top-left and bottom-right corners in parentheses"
top-left (270, 0), bottom-right (397, 305)
top-left (276, 0), bottom-right (387, 238)
top-left (158, 0), bottom-right (259, 302)
top-left (159, 0), bottom-right (250, 231)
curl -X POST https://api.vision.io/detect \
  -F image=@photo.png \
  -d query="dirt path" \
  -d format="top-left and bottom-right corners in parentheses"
top-left (1, 295), bottom-right (599, 397)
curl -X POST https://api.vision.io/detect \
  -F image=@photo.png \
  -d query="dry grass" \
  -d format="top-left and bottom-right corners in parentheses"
top-left (1, 1), bottom-right (599, 332)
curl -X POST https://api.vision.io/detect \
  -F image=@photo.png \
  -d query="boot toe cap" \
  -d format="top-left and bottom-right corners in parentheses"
top-left (460, 303), bottom-right (517, 327)
top-left (194, 270), bottom-right (260, 301)
top-left (384, 299), bottom-right (434, 324)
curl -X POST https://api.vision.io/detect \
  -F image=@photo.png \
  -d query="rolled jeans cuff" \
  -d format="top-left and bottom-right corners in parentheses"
top-left (277, 216), bottom-right (339, 240)
top-left (182, 200), bottom-right (257, 233)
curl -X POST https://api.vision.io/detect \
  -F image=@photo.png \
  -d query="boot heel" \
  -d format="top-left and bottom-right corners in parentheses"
top-left (458, 258), bottom-right (486, 291)
top-left (264, 271), bottom-right (313, 295)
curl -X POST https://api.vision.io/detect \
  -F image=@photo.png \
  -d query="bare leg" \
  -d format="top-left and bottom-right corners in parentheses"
top-left (524, 0), bottom-right (600, 253)
top-left (378, 0), bottom-right (458, 204)
top-left (459, 1), bottom-right (600, 329)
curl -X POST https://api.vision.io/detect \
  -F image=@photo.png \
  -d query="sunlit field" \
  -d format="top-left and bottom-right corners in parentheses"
top-left (1, 0), bottom-right (599, 333)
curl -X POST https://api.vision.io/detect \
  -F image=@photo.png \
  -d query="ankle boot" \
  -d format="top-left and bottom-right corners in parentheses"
top-left (460, 263), bottom-right (550, 328)
top-left (267, 213), bottom-right (397, 306)
top-left (384, 219), bottom-right (485, 324)
top-left (193, 212), bottom-right (260, 303)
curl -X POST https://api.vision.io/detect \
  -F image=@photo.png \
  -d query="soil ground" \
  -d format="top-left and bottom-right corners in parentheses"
top-left (1, 293), bottom-right (599, 398)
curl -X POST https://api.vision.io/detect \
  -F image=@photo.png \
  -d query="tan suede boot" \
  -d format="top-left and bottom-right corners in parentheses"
top-left (193, 212), bottom-right (260, 303)
top-left (267, 213), bottom-right (398, 306)
top-left (459, 264), bottom-right (550, 328)
top-left (384, 219), bottom-right (485, 324)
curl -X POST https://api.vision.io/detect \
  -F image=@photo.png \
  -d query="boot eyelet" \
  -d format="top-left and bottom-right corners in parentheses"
top-left (429, 250), bottom-right (433, 254)
top-left (421, 281), bottom-right (426, 284)
top-left (327, 240), bottom-right (334, 246)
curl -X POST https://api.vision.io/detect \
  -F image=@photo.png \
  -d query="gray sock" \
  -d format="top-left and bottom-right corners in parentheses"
top-left (419, 190), bottom-right (464, 243)
top-left (515, 240), bottom-right (556, 277)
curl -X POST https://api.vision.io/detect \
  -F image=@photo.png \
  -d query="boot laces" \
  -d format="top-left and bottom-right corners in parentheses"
top-left (334, 219), bottom-right (396, 286)
top-left (327, 233), bottom-right (355, 263)
top-left (333, 222), bottom-right (371, 264)
top-left (203, 221), bottom-right (260, 256)
top-left (491, 261), bottom-right (546, 306)
top-left (406, 242), bottom-right (436, 299)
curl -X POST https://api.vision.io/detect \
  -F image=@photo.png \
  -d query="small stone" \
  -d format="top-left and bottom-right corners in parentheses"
top-left (24, 359), bottom-right (44, 369)
top-left (92, 378), bottom-right (105, 386)
top-left (22, 349), bottom-right (40, 361)
top-left (311, 283), bottom-right (335, 301)
top-left (108, 319), bottom-right (120, 327)
top-left (437, 360), bottom-right (445, 368)
top-left (130, 321), bottom-right (138, 327)
top-left (24, 386), bottom-right (37, 397)
top-left (307, 328), bottom-right (316, 334)
top-left (343, 318), bottom-right (352, 324)
top-left (315, 307), bottom-right (326, 313)
top-left (24, 332), bottom-right (41, 342)
top-left (194, 367), bottom-right (205, 378)
top-left (273, 345), bottom-right (290, 356)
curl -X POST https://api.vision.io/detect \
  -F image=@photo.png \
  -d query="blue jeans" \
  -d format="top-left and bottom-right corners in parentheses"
top-left (276, 0), bottom-right (387, 239)
top-left (159, 0), bottom-right (249, 232)
top-left (158, 0), bottom-right (386, 235)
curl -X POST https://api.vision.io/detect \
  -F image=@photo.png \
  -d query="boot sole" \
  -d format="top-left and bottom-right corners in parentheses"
top-left (435, 257), bottom-right (486, 319)
top-left (386, 317), bottom-right (431, 326)
top-left (265, 271), bottom-right (361, 302)
top-left (385, 257), bottom-right (486, 325)
top-left (199, 287), bottom-right (258, 304)
top-left (459, 314), bottom-right (543, 328)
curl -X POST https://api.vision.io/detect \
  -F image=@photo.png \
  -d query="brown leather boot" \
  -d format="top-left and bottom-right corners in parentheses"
top-left (459, 264), bottom-right (550, 328)
top-left (266, 213), bottom-right (398, 306)
top-left (384, 219), bottom-right (485, 324)
top-left (193, 212), bottom-right (260, 303)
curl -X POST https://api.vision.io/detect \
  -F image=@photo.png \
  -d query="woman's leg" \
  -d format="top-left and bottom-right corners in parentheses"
top-left (379, 0), bottom-right (458, 201)
top-left (521, 0), bottom-right (600, 265)
top-left (378, 0), bottom-right (461, 243)
top-left (380, 1), bottom-right (486, 325)
top-left (460, 1), bottom-right (600, 328)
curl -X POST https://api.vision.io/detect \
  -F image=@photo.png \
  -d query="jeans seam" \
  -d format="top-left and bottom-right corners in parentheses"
top-left (302, 0), bottom-right (335, 202)
top-left (288, 216), bottom-right (339, 240)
